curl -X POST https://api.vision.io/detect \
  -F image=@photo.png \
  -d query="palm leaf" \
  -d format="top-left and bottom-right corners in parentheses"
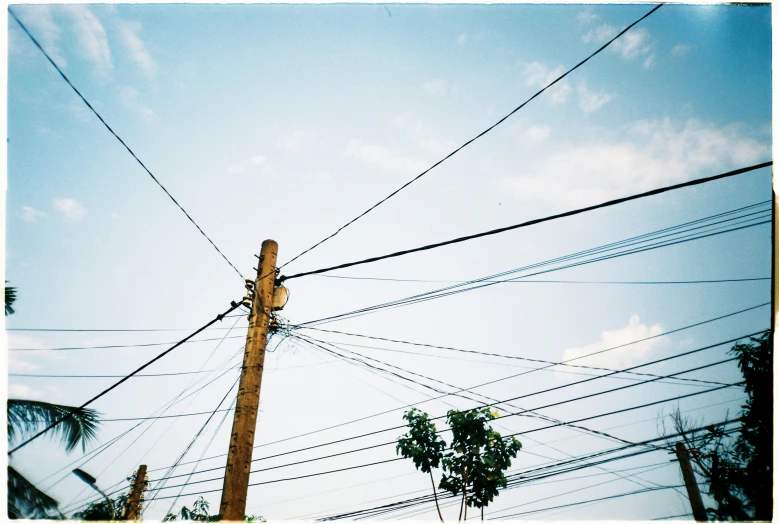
top-left (7, 399), bottom-right (100, 453)
top-left (7, 465), bottom-right (64, 519)
top-left (5, 281), bottom-right (16, 316)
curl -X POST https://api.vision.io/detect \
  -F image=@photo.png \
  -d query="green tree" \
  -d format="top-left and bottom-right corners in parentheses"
top-left (72, 494), bottom-right (128, 521)
top-left (662, 332), bottom-right (772, 521)
top-left (5, 281), bottom-right (16, 316)
top-left (396, 408), bottom-right (447, 522)
top-left (164, 497), bottom-right (219, 522)
top-left (7, 285), bottom-right (103, 519)
top-left (397, 407), bottom-right (521, 522)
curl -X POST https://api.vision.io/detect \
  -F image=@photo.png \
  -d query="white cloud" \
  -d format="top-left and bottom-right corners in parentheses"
top-left (20, 206), bottom-right (47, 222)
top-left (20, 6), bottom-right (66, 68)
top-left (584, 24), bottom-right (654, 68)
top-left (561, 315), bottom-right (664, 370)
top-left (302, 171), bottom-right (333, 183)
top-left (577, 82), bottom-right (611, 114)
top-left (8, 357), bottom-right (39, 373)
top-left (499, 118), bottom-right (770, 209)
top-left (276, 131), bottom-right (307, 152)
top-left (457, 33), bottom-right (467, 45)
top-left (343, 139), bottom-right (426, 175)
top-left (8, 384), bottom-right (44, 400)
top-left (119, 85), bottom-right (158, 123)
top-left (118, 20), bottom-right (157, 78)
top-left (520, 125), bottom-right (551, 144)
top-left (422, 78), bottom-right (452, 96)
top-left (54, 198), bottom-right (87, 222)
top-left (577, 9), bottom-right (599, 26)
top-left (227, 154), bottom-right (275, 176)
top-left (522, 62), bottom-right (571, 104)
top-left (392, 112), bottom-right (455, 156)
top-left (671, 44), bottom-right (694, 57)
top-left (67, 6), bottom-right (112, 73)
top-left (7, 334), bottom-right (50, 352)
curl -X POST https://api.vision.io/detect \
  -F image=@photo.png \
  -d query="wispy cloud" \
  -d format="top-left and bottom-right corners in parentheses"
top-left (577, 82), bottom-right (611, 114)
top-left (54, 198), bottom-right (87, 221)
top-left (343, 139), bottom-right (426, 175)
top-left (671, 44), bottom-right (694, 57)
top-left (499, 118), bottom-right (770, 209)
top-left (8, 384), bottom-right (44, 400)
top-left (18, 6), bottom-right (66, 68)
top-left (276, 131), bottom-right (307, 152)
top-left (561, 315), bottom-right (664, 369)
top-left (227, 154), bottom-right (275, 177)
top-left (522, 62), bottom-right (571, 104)
top-left (118, 20), bottom-right (156, 78)
top-left (584, 23), bottom-right (655, 69)
top-left (20, 206), bottom-right (47, 222)
top-left (67, 6), bottom-right (112, 74)
top-left (392, 112), bottom-right (456, 156)
top-left (422, 78), bottom-right (457, 97)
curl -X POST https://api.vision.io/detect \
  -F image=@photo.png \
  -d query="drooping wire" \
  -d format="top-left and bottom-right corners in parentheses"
top-left (280, 161), bottom-right (771, 281)
top-left (278, 4), bottom-right (665, 270)
top-left (8, 9), bottom-right (244, 280)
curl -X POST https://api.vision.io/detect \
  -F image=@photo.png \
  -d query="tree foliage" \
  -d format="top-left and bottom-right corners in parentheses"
top-left (7, 466), bottom-right (64, 520)
top-left (163, 497), bottom-right (266, 522)
top-left (397, 407), bottom-right (521, 521)
top-left (661, 332), bottom-right (772, 521)
top-left (72, 494), bottom-right (128, 521)
top-left (5, 281), bottom-right (16, 316)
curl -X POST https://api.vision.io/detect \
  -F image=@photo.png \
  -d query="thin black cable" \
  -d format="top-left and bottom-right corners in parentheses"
top-left (100, 409), bottom-right (235, 422)
top-left (317, 275), bottom-right (770, 285)
top-left (8, 9), bottom-right (244, 280)
top-left (300, 327), bottom-right (733, 388)
top-left (147, 308), bottom-right (764, 474)
top-left (8, 301), bottom-right (242, 455)
top-left (163, 349), bottom-right (746, 485)
top-left (297, 211), bottom-right (771, 326)
top-left (281, 161), bottom-right (772, 281)
top-left (295, 207), bottom-right (771, 326)
top-left (9, 334), bottom-right (244, 351)
top-left (9, 369), bottom-right (231, 378)
top-left (279, 4), bottom-right (664, 270)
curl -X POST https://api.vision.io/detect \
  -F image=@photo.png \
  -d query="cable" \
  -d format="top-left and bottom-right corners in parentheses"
top-left (8, 301), bottom-right (242, 455)
top-left (9, 369), bottom-right (232, 378)
top-left (279, 4), bottom-right (664, 270)
top-left (296, 206), bottom-right (771, 325)
top-left (299, 327), bottom-right (733, 388)
top-left (8, 9), bottom-right (244, 280)
top-left (281, 161), bottom-right (772, 281)
top-left (100, 409), bottom-right (235, 422)
top-left (316, 275), bottom-right (771, 285)
top-left (8, 334), bottom-right (244, 352)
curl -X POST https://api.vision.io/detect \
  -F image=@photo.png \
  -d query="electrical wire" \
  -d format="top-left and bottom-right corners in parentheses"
top-left (8, 10), bottom-right (244, 280)
top-left (316, 275), bottom-right (770, 285)
top-left (279, 4), bottom-right (664, 270)
top-left (8, 301), bottom-right (242, 455)
top-left (280, 161), bottom-right (771, 281)
top-left (8, 334), bottom-right (244, 351)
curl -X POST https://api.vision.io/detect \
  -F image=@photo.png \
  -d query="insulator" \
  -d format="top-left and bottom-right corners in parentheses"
top-left (245, 278), bottom-right (255, 287)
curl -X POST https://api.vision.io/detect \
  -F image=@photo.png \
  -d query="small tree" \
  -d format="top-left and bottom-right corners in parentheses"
top-left (660, 332), bottom-right (772, 520)
top-left (397, 407), bottom-right (521, 522)
top-left (396, 408), bottom-right (447, 522)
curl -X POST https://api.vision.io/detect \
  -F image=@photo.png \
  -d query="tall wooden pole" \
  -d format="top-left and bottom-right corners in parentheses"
top-left (219, 240), bottom-right (278, 521)
top-left (123, 464), bottom-right (147, 521)
top-left (675, 442), bottom-right (707, 522)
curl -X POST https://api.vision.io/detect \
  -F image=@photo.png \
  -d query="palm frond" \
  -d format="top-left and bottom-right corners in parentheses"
top-left (7, 399), bottom-right (100, 453)
top-left (7, 465), bottom-right (64, 519)
top-left (5, 281), bottom-right (16, 316)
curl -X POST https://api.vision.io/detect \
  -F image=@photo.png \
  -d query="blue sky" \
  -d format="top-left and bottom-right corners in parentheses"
top-left (5, 3), bottom-right (772, 521)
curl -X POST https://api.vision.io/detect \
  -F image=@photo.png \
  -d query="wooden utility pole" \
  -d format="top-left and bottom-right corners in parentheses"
top-left (675, 442), bottom-right (707, 522)
top-left (123, 464), bottom-right (147, 521)
top-left (219, 240), bottom-right (278, 521)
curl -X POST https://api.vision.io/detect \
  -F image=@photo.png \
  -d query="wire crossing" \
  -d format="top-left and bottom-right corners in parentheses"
top-left (7, 300), bottom-right (242, 455)
top-left (281, 161), bottom-right (772, 281)
top-left (279, 3), bottom-right (664, 270)
top-left (8, 9), bottom-right (245, 280)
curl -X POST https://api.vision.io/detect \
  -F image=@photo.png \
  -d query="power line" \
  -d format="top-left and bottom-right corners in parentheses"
top-left (279, 4), bottom-right (664, 270)
top-left (296, 204), bottom-right (771, 325)
top-left (8, 334), bottom-right (245, 351)
top-left (281, 161), bottom-right (771, 281)
top-left (8, 9), bottom-right (244, 280)
top-left (147, 308), bottom-right (764, 474)
top-left (298, 327), bottom-right (733, 388)
top-left (8, 300), bottom-right (242, 455)
top-left (100, 409), bottom-right (235, 422)
top-left (317, 275), bottom-right (770, 285)
top-left (9, 370), bottom-right (231, 378)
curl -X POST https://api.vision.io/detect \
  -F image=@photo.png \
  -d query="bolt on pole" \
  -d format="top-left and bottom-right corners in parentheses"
top-left (219, 240), bottom-right (278, 521)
